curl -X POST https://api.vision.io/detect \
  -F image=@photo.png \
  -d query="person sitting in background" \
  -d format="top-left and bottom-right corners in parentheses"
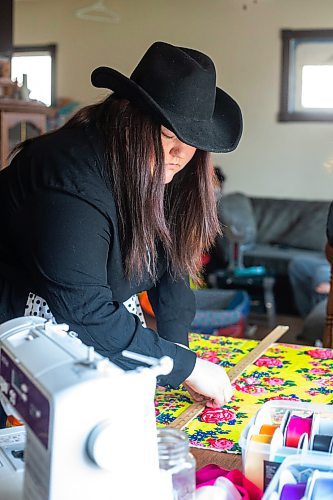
top-left (288, 256), bottom-right (330, 345)
top-left (288, 256), bottom-right (330, 318)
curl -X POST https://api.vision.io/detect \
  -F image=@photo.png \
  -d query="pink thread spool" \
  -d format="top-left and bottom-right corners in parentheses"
top-left (285, 415), bottom-right (313, 448)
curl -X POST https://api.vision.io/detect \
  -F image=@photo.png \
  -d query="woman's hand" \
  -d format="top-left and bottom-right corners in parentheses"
top-left (183, 357), bottom-right (233, 408)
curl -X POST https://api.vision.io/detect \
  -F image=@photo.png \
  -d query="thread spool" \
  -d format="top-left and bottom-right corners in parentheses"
top-left (280, 482), bottom-right (306, 500)
top-left (305, 470), bottom-right (333, 498)
top-left (285, 415), bottom-right (313, 448)
top-left (318, 417), bottom-right (333, 436)
top-left (311, 434), bottom-right (333, 453)
top-left (250, 434), bottom-right (273, 444)
top-left (311, 477), bottom-right (333, 497)
top-left (259, 424), bottom-right (278, 436)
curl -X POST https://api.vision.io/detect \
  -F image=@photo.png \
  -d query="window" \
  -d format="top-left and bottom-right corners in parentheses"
top-left (11, 44), bottom-right (56, 107)
top-left (279, 29), bottom-right (333, 122)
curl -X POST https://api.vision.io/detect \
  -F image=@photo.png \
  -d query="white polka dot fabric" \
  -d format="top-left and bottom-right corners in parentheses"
top-left (24, 292), bottom-right (55, 321)
top-left (123, 294), bottom-right (147, 327)
top-left (24, 292), bottom-right (147, 327)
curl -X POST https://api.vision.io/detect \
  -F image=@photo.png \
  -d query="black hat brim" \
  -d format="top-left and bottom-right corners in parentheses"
top-left (91, 66), bottom-right (242, 153)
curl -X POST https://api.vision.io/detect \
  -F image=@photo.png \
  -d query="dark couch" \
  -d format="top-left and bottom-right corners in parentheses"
top-left (216, 193), bottom-right (331, 313)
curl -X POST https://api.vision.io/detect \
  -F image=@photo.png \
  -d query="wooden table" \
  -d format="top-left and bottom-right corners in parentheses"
top-left (191, 447), bottom-right (242, 471)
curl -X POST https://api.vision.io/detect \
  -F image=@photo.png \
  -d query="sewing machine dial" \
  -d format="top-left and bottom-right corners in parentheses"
top-left (87, 420), bottom-right (114, 471)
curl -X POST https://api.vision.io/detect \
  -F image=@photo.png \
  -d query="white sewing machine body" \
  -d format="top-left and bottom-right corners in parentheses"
top-left (0, 425), bottom-right (26, 499)
top-left (0, 316), bottom-right (172, 500)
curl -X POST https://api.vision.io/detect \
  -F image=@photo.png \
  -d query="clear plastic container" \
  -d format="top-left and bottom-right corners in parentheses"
top-left (263, 453), bottom-right (333, 499)
top-left (238, 401), bottom-right (333, 491)
top-left (157, 428), bottom-right (196, 500)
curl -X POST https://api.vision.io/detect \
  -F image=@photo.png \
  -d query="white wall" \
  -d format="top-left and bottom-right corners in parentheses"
top-left (14, 0), bottom-right (333, 199)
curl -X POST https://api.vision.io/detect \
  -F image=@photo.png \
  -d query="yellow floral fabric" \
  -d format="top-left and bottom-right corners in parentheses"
top-left (155, 334), bottom-right (333, 453)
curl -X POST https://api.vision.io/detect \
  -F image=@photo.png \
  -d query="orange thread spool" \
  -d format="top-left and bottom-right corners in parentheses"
top-left (259, 424), bottom-right (278, 436)
top-left (250, 434), bottom-right (273, 444)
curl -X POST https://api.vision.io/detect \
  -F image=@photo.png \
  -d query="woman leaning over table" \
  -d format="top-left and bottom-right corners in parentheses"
top-left (0, 41), bottom-right (242, 408)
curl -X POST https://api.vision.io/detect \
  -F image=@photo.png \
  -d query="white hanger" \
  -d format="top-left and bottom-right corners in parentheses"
top-left (75, 1), bottom-right (120, 24)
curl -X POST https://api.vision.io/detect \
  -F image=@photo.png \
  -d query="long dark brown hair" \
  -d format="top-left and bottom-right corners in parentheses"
top-left (13, 95), bottom-right (221, 282)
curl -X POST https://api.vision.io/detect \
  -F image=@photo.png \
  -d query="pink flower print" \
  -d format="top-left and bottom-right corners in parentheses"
top-left (308, 390), bottom-right (320, 396)
top-left (308, 349), bottom-right (333, 360)
top-left (235, 384), bottom-right (266, 395)
top-left (314, 378), bottom-right (333, 387)
top-left (263, 377), bottom-right (284, 386)
top-left (207, 438), bottom-right (234, 450)
top-left (269, 395), bottom-right (300, 401)
top-left (201, 351), bottom-right (220, 364)
top-left (201, 408), bottom-right (236, 424)
top-left (309, 368), bottom-right (328, 375)
top-left (255, 356), bottom-right (283, 368)
top-left (243, 376), bottom-right (258, 385)
top-left (155, 408), bottom-right (160, 416)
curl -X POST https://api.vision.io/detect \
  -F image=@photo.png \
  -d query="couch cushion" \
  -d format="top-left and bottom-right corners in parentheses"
top-left (218, 192), bottom-right (256, 245)
top-left (250, 197), bottom-right (330, 252)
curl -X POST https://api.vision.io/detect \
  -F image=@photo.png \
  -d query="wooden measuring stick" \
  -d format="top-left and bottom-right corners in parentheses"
top-left (169, 325), bottom-right (289, 430)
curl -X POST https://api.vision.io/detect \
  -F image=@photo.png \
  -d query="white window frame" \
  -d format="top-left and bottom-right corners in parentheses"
top-left (279, 29), bottom-right (333, 122)
top-left (11, 44), bottom-right (57, 107)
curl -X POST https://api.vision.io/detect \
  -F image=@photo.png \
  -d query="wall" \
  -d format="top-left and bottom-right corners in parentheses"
top-left (14, 0), bottom-right (333, 199)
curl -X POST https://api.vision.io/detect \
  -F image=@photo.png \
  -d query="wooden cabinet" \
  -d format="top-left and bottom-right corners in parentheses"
top-left (0, 99), bottom-right (48, 169)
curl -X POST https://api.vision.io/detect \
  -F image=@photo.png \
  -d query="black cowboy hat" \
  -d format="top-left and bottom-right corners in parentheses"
top-left (91, 41), bottom-right (242, 153)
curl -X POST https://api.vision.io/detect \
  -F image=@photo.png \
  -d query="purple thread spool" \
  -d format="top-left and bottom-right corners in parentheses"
top-left (280, 482), bottom-right (306, 500)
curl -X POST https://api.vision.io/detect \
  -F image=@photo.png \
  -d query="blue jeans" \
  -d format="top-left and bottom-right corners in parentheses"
top-left (288, 256), bottom-right (330, 317)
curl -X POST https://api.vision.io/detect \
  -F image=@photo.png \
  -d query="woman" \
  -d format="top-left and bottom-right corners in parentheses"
top-left (0, 42), bottom-right (242, 407)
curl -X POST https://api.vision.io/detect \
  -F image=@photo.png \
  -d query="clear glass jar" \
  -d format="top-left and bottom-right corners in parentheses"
top-left (157, 428), bottom-right (196, 500)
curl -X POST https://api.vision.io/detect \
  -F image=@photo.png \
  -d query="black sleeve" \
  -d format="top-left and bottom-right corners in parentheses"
top-left (16, 190), bottom-right (196, 388)
top-left (147, 273), bottom-right (196, 347)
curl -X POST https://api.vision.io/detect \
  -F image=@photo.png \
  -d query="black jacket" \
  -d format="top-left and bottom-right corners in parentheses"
top-left (0, 125), bottom-right (196, 387)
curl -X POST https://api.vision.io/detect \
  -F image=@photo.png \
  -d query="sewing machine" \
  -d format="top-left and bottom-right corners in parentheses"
top-left (0, 316), bottom-right (173, 500)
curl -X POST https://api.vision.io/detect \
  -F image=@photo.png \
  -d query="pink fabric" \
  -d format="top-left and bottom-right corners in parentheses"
top-left (196, 464), bottom-right (263, 500)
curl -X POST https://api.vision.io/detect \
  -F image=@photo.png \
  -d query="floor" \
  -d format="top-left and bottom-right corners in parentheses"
top-left (247, 312), bottom-right (306, 345)
top-left (145, 310), bottom-right (308, 346)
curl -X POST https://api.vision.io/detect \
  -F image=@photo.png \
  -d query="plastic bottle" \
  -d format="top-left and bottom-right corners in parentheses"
top-left (158, 428), bottom-right (196, 499)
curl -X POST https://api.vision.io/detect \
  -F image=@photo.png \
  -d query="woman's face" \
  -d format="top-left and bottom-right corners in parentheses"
top-left (161, 126), bottom-right (197, 184)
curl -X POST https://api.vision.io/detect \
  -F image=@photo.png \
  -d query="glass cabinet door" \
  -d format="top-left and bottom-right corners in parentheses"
top-left (8, 120), bottom-right (41, 152)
